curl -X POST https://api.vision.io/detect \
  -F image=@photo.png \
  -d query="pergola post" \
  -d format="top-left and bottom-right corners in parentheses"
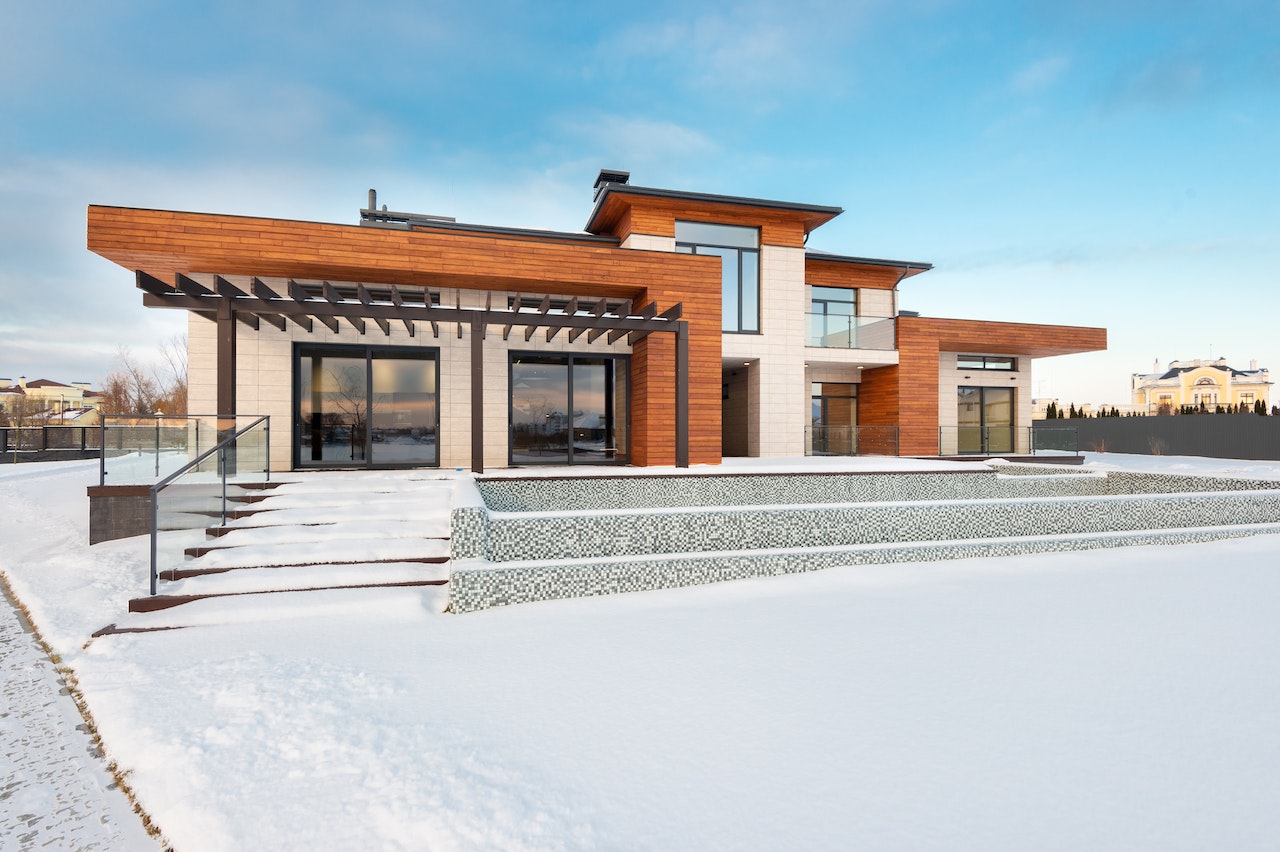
top-left (676, 319), bottom-right (689, 468)
top-left (216, 298), bottom-right (238, 472)
top-left (470, 314), bottom-right (484, 474)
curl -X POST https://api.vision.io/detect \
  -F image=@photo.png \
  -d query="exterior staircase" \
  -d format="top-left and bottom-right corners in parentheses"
top-left (123, 473), bottom-right (455, 617)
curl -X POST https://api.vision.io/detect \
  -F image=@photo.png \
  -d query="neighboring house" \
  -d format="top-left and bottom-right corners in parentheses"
top-left (1132, 358), bottom-right (1271, 412)
top-left (86, 170), bottom-right (1105, 472)
top-left (0, 377), bottom-right (100, 416)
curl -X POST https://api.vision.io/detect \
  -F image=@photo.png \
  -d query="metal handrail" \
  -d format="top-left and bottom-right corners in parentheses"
top-left (98, 414), bottom-right (249, 486)
top-left (148, 416), bottom-right (270, 596)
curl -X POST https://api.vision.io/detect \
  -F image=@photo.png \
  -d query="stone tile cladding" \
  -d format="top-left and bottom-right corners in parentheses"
top-left (447, 468), bottom-right (1280, 612)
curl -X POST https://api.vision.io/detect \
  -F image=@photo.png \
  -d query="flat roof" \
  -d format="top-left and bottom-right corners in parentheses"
top-left (585, 183), bottom-right (843, 234)
top-left (805, 248), bottom-right (933, 276)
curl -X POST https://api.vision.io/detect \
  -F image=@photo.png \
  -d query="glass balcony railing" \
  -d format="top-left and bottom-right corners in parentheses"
top-left (806, 314), bottom-right (896, 350)
top-left (99, 415), bottom-right (267, 486)
top-left (937, 426), bottom-right (1080, 456)
top-left (805, 425), bottom-right (899, 456)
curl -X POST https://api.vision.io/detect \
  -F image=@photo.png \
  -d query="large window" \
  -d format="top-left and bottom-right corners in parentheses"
top-left (675, 221), bottom-right (760, 334)
top-left (295, 344), bottom-right (439, 468)
top-left (510, 354), bottom-right (628, 465)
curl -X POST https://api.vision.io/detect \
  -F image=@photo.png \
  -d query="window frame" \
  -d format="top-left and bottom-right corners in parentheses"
top-left (676, 220), bottom-right (761, 335)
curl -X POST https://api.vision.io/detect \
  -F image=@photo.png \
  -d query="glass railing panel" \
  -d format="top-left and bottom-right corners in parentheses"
top-left (805, 314), bottom-right (896, 350)
top-left (101, 415), bottom-right (265, 486)
top-left (1030, 427), bottom-right (1079, 455)
top-left (149, 416), bottom-right (270, 595)
top-left (804, 426), bottom-right (899, 456)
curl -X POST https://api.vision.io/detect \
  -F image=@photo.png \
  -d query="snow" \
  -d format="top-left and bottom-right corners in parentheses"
top-left (2, 453), bottom-right (1280, 850)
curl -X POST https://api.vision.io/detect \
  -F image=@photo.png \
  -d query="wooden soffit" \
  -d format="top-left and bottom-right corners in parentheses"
top-left (901, 316), bottom-right (1107, 359)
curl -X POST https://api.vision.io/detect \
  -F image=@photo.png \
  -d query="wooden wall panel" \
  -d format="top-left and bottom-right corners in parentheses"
top-left (592, 195), bottom-right (827, 247)
top-left (805, 259), bottom-right (908, 290)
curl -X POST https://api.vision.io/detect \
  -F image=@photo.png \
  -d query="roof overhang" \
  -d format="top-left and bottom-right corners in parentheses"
top-left (902, 316), bottom-right (1107, 359)
top-left (585, 184), bottom-right (842, 237)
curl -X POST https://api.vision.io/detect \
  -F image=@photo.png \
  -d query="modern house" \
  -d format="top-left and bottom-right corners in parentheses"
top-left (1132, 358), bottom-right (1271, 413)
top-left (86, 170), bottom-right (1105, 472)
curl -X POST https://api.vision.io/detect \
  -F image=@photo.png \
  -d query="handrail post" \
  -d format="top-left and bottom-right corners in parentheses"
top-left (99, 419), bottom-right (106, 484)
top-left (219, 446), bottom-right (228, 526)
top-left (154, 418), bottom-right (161, 477)
top-left (149, 485), bottom-right (159, 596)
top-left (264, 419), bottom-right (271, 480)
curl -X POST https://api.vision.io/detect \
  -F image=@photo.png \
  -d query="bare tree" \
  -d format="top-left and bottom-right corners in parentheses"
top-left (3, 394), bottom-right (52, 458)
top-left (100, 347), bottom-right (161, 415)
top-left (156, 334), bottom-right (188, 415)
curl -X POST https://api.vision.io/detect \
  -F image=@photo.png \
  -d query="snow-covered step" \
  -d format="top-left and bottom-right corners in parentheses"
top-left (163, 560), bottom-right (450, 597)
top-left (193, 520), bottom-right (446, 551)
top-left (182, 536), bottom-right (451, 570)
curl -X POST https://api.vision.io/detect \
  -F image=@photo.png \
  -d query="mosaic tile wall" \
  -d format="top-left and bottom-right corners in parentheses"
top-left (448, 522), bottom-right (1280, 613)
top-left (474, 469), bottom-right (1276, 512)
top-left (468, 492), bottom-right (1280, 562)
top-left (446, 468), bottom-right (1280, 611)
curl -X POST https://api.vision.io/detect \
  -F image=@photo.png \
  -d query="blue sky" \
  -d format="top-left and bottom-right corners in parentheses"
top-left (1, 0), bottom-right (1277, 406)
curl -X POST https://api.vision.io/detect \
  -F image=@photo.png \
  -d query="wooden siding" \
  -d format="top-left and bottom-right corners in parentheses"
top-left (87, 205), bottom-right (726, 467)
top-left (805, 258), bottom-right (906, 290)
top-left (591, 195), bottom-right (823, 247)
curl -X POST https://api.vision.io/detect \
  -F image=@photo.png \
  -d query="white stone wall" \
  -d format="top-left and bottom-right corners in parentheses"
top-left (719, 244), bottom-right (807, 457)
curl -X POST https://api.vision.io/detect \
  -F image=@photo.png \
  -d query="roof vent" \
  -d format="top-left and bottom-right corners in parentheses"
top-left (593, 169), bottom-right (630, 201)
top-left (360, 188), bottom-right (456, 229)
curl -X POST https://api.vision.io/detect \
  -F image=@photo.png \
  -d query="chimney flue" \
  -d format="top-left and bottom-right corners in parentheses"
top-left (368, 189), bottom-right (377, 211)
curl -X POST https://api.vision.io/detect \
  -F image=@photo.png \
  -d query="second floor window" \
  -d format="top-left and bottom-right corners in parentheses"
top-left (676, 221), bottom-right (760, 334)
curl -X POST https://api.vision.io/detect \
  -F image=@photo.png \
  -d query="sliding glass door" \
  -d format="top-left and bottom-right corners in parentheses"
top-left (510, 354), bottom-right (627, 465)
top-left (295, 345), bottom-right (438, 468)
top-left (957, 386), bottom-right (1013, 454)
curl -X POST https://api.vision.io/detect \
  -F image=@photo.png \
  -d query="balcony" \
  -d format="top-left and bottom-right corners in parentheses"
top-left (806, 314), bottom-right (896, 350)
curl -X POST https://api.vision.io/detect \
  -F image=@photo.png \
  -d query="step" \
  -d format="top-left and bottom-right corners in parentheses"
top-left (129, 578), bottom-right (449, 613)
top-left (161, 555), bottom-right (449, 580)
top-left (191, 520), bottom-right (449, 551)
top-left (181, 536), bottom-right (451, 569)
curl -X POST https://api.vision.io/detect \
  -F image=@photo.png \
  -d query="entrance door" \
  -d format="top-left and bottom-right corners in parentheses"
top-left (296, 345), bottom-right (438, 468)
top-left (957, 386), bottom-right (1013, 453)
top-left (510, 354), bottom-right (627, 465)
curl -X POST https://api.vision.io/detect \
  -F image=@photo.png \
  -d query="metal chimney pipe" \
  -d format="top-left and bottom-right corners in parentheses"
top-left (368, 189), bottom-right (376, 211)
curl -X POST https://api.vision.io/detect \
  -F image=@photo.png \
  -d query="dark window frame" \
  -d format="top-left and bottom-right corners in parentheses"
top-left (958, 355), bottom-right (1017, 371)
top-left (507, 351), bottom-right (631, 466)
top-left (292, 342), bottom-right (440, 470)
top-left (676, 221), bottom-right (761, 335)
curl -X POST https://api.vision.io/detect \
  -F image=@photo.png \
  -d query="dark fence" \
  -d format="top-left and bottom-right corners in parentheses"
top-left (0, 426), bottom-right (102, 463)
top-left (1035, 416), bottom-right (1280, 460)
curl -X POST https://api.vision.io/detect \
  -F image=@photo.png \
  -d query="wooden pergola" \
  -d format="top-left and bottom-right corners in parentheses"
top-left (134, 271), bottom-right (690, 472)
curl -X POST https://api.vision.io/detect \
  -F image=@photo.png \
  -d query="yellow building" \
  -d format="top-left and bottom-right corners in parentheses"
top-left (1131, 358), bottom-right (1271, 412)
top-left (0, 377), bottom-right (101, 419)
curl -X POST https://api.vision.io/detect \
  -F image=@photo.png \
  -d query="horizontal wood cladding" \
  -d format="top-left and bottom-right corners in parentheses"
top-left (894, 319), bottom-right (944, 455)
top-left (593, 196), bottom-right (816, 247)
top-left (632, 279), bottom-right (722, 466)
top-left (87, 206), bottom-right (721, 300)
top-left (904, 316), bottom-right (1107, 359)
top-left (805, 259), bottom-right (905, 290)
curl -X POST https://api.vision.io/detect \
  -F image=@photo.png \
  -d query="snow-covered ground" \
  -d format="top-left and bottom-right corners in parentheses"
top-left (3, 454), bottom-right (1280, 850)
